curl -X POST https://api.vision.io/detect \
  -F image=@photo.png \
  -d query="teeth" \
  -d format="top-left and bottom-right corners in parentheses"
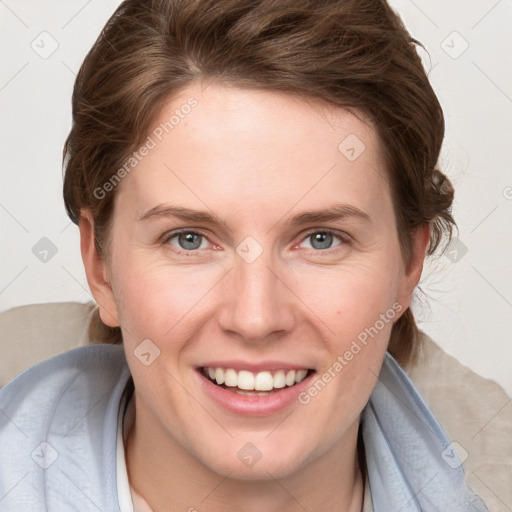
top-left (273, 370), bottom-right (286, 389)
top-left (254, 371), bottom-right (273, 391)
top-left (296, 369), bottom-right (308, 382)
top-left (238, 370), bottom-right (254, 390)
top-left (224, 369), bottom-right (238, 387)
top-left (215, 368), bottom-right (225, 385)
top-left (285, 370), bottom-right (296, 387)
top-left (203, 366), bottom-right (310, 391)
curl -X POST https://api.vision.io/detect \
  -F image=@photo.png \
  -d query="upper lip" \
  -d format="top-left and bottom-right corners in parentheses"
top-left (197, 360), bottom-right (313, 373)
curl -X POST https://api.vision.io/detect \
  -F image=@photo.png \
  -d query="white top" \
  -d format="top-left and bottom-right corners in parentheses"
top-left (1, 345), bottom-right (483, 511)
top-left (117, 391), bottom-right (153, 512)
top-left (116, 392), bottom-right (373, 512)
top-left (363, 472), bottom-right (374, 512)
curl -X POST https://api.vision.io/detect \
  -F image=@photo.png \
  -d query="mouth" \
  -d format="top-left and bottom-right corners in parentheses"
top-left (199, 366), bottom-right (316, 396)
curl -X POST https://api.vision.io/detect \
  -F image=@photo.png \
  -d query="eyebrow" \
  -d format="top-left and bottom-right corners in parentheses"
top-left (138, 205), bottom-right (224, 225)
top-left (138, 203), bottom-right (371, 227)
top-left (286, 204), bottom-right (371, 226)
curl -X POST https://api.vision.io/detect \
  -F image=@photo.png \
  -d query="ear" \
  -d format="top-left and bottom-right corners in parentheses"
top-left (396, 223), bottom-right (430, 311)
top-left (79, 209), bottom-right (120, 327)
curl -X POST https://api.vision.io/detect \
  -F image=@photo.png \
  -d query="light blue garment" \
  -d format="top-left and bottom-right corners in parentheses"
top-left (0, 345), bottom-right (487, 511)
top-left (362, 355), bottom-right (488, 511)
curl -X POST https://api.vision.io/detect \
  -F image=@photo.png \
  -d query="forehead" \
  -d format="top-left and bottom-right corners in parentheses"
top-left (116, 81), bottom-right (391, 224)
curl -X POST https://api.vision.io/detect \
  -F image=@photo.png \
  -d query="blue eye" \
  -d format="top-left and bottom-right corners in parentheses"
top-left (176, 232), bottom-right (203, 250)
top-left (164, 230), bottom-right (209, 252)
top-left (161, 228), bottom-right (348, 257)
top-left (309, 232), bottom-right (334, 250)
top-left (299, 230), bottom-right (344, 251)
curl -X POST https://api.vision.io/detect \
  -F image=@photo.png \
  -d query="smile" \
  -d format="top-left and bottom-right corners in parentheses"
top-left (201, 366), bottom-right (312, 395)
top-left (197, 363), bottom-right (316, 415)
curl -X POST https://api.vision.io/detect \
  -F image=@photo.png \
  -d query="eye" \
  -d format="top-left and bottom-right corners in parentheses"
top-left (163, 230), bottom-right (211, 253)
top-left (298, 230), bottom-right (346, 251)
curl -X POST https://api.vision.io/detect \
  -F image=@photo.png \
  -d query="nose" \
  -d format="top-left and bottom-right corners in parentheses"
top-left (216, 249), bottom-right (296, 344)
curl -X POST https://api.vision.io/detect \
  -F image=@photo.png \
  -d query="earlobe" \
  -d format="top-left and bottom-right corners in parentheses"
top-left (78, 210), bottom-right (120, 328)
top-left (397, 223), bottom-right (430, 311)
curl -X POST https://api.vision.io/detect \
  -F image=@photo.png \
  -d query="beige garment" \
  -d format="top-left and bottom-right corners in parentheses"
top-left (0, 301), bottom-right (96, 386)
top-left (0, 302), bottom-right (510, 510)
top-left (406, 339), bottom-right (512, 512)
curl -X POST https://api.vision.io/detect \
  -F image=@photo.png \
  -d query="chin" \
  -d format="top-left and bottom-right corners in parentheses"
top-left (196, 439), bottom-right (310, 481)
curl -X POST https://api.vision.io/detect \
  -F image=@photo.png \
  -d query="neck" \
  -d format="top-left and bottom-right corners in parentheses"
top-left (125, 394), bottom-right (365, 512)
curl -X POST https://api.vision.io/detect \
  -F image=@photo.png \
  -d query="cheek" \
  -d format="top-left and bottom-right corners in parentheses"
top-left (109, 254), bottom-right (218, 345)
top-left (287, 257), bottom-right (401, 411)
top-left (290, 258), bottom-right (401, 338)
top-left (292, 269), bottom-right (399, 455)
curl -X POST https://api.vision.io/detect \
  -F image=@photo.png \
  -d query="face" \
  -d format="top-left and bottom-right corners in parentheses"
top-left (83, 81), bottom-right (423, 481)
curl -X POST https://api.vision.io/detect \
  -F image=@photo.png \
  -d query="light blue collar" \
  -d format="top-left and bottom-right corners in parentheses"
top-left (0, 345), bottom-right (487, 511)
top-left (363, 353), bottom-right (488, 511)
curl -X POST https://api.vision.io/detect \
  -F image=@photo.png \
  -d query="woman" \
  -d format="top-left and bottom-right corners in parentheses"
top-left (0, 0), bottom-right (489, 510)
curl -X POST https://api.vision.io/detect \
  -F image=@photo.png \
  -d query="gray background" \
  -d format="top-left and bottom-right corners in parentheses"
top-left (1, 0), bottom-right (511, 395)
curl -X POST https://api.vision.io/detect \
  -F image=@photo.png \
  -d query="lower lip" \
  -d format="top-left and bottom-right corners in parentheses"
top-left (197, 370), bottom-right (315, 416)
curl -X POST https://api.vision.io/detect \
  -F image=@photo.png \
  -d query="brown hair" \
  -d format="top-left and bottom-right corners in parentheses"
top-left (63, 0), bottom-right (455, 367)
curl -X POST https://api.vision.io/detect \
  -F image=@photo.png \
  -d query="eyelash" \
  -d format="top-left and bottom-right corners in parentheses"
top-left (161, 229), bottom-right (212, 257)
top-left (161, 228), bottom-right (350, 257)
top-left (303, 229), bottom-right (351, 249)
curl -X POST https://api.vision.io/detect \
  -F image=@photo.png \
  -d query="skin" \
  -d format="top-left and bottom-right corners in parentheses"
top-left (80, 81), bottom-right (429, 512)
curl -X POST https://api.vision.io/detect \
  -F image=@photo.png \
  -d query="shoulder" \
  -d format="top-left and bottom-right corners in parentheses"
top-left (0, 343), bottom-right (129, 415)
top-left (0, 344), bottom-right (131, 511)
top-left (362, 350), bottom-right (489, 511)
top-left (406, 333), bottom-right (512, 511)
top-left (0, 301), bottom-right (96, 386)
